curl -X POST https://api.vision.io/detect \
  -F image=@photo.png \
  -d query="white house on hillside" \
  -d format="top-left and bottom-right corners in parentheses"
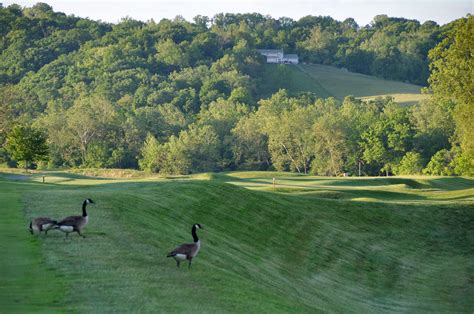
top-left (283, 54), bottom-right (299, 64)
top-left (257, 49), bottom-right (299, 64)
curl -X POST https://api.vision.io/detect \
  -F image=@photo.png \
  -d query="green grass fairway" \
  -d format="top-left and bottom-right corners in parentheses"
top-left (259, 64), bottom-right (427, 105)
top-left (1, 170), bottom-right (473, 312)
top-left (0, 178), bottom-right (65, 313)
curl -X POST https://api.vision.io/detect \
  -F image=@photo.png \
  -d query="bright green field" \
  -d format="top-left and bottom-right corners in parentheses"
top-left (1, 170), bottom-right (473, 312)
top-left (259, 64), bottom-right (427, 105)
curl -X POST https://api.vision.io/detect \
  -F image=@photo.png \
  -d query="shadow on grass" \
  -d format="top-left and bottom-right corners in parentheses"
top-left (429, 177), bottom-right (474, 190)
top-left (266, 187), bottom-right (429, 201)
top-left (3, 171), bottom-right (473, 204)
top-left (40, 171), bottom-right (112, 180)
top-left (229, 176), bottom-right (434, 189)
top-left (220, 173), bottom-right (473, 192)
top-left (218, 175), bottom-right (473, 202)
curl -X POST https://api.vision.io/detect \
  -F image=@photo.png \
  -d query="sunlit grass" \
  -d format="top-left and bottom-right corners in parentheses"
top-left (259, 63), bottom-right (427, 104)
top-left (1, 170), bottom-right (473, 312)
top-left (360, 93), bottom-right (428, 105)
top-left (298, 64), bottom-right (425, 102)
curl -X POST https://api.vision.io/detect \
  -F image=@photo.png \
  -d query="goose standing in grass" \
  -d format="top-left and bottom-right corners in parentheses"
top-left (56, 198), bottom-right (94, 238)
top-left (29, 217), bottom-right (57, 235)
top-left (167, 224), bottom-right (203, 269)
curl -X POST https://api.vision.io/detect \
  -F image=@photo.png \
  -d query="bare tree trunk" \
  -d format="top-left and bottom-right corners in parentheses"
top-left (324, 137), bottom-right (337, 176)
top-left (281, 143), bottom-right (301, 173)
top-left (297, 143), bottom-right (308, 174)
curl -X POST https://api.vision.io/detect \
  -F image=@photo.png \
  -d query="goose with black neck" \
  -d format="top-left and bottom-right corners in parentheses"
top-left (56, 198), bottom-right (94, 238)
top-left (167, 223), bottom-right (203, 269)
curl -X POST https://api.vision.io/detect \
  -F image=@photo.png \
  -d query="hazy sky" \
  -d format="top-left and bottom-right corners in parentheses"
top-left (3, 0), bottom-right (472, 26)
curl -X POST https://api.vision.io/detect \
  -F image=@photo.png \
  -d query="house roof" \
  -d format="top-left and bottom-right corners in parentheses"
top-left (257, 49), bottom-right (283, 54)
top-left (283, 54), bottom-right (298, 59)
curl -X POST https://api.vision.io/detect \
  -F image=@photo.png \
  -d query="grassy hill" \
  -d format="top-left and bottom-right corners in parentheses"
top-left (258, 64), bottom-right (427, 105)
top-left (1, 170), bottom-right (473, 312)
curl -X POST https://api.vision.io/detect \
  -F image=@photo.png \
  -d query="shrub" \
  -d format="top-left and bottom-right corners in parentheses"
top-left (394, 152), bottom-right (424, 175)
top-left (423, 149), bottom-right (454, 176)
top-left (450, 149), bottom-right (474, 176)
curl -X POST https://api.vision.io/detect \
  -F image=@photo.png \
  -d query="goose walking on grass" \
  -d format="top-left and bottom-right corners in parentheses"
top-left (56, 198), bottom-right (94, 238)
top-left (29, 217), bottom-right (57, 235)
top-left (167, 224), bottom-right (203, 269)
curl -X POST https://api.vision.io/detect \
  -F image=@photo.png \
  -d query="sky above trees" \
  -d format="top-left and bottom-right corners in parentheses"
top-left (3, 0), bottom-right (472, 25)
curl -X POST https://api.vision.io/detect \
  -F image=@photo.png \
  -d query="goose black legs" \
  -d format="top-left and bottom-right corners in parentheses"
top-left (176, 260), bottom-right (180, 268)
top-left (64, 230), bottom-right (85, 238)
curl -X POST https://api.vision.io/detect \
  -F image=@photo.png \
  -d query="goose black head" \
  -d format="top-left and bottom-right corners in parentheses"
top-left (193, 223), bottom-right (203, 229)
top-left (85, 198), bottom-right (95, 204)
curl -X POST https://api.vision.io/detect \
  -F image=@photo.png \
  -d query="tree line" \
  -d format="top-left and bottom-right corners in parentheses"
top-left (0, 3), bottom-right (472, 176)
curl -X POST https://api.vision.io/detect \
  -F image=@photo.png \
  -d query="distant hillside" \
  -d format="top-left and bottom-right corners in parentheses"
top-left (258, 64), bottom-right (427, 105)
top-left (1, 4), bottom-right (462, 174)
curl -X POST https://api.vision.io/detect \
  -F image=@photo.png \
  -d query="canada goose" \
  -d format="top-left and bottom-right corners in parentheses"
top-left (167, 223), bottom-right (203, 268)
top-left (29, 217), bottom-right (58, 235)
top-left (56, 198), bottom-right (94, 238)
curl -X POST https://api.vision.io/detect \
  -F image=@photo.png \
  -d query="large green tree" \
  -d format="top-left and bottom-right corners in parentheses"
top-left (428, 15), bottom-right (473, 175)
top-left (312, 115), bottom-right (348, 176)
top-left (5, 124), bottom-right (48, 171)
top-left (428, 16), bottom-right (473, 107)
top-left (361, 101), bottom-right (414, 175)
top-left (257, 91), bottom-right (318, 174)
top-left (138, 133), bottom-right (161, 173)
top-left (231, 113), bottom-right (270, 169)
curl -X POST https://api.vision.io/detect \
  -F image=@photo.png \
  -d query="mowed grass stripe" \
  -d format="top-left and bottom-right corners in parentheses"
top-left (0, 179), bottom-right (65, 313)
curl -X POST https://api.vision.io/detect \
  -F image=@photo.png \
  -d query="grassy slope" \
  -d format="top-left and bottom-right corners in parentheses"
top-left (0, 178), bottom-right (65, 313)
top-left (1, 170), bottom-right (473, 312)
top-left (259, 64), bottom-right (427, 105)
top-left (258, 64), bottom-right (333, 99)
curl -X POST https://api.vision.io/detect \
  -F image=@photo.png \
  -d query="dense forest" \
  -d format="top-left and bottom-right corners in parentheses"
top-left (0, 3), bottom-right (472, 176)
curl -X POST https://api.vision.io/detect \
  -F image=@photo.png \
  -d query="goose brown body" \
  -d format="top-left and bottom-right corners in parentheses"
top-left (56, 199), bottom-right (94, 238)
top-left (167, 224), bottom-right (202, 268)
top-left (29, 217), bottom-right (57, 235)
